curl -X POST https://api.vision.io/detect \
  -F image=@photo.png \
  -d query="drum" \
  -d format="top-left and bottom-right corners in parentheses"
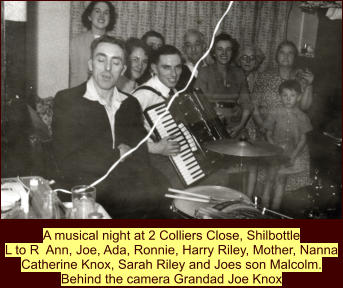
top-left (171, 185), bottom-right (264, 219)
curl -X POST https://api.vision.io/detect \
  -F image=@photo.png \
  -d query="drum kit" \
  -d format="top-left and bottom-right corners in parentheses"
top-left (306, 130), bottom-right (342, 219)
top-left (167, 136), bottom-right (293, 219)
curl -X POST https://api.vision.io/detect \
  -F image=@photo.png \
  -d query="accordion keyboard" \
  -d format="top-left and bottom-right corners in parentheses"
top-left (145, 103), bottom-right (206, 186)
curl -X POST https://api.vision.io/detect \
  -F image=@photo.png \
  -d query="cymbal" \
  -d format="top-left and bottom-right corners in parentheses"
top-left (206, 138), bottom-right (283, 157)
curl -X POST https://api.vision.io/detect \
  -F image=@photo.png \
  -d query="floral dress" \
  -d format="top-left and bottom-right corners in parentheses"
top-left (252, 69), bottom-right (284, 122)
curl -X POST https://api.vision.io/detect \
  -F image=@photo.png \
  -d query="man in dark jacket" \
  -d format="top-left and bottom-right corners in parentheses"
top-left (52, 36), bottom-right (168, 218)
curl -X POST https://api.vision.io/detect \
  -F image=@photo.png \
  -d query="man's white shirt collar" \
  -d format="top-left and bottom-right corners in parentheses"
top-left (83, 77), bottom-right (127, 108)
top-left (147, 75), bottom-right (175, 97)
top-left (83, 78), bottom-right (127, 148)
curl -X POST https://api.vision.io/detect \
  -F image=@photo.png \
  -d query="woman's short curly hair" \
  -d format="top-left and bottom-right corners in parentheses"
top-left (211, 33), bottom-right (239, 62)
top-left (124, 38), bottom-right (151, 80)
top-left (81, 1), bottom-right (117, 31)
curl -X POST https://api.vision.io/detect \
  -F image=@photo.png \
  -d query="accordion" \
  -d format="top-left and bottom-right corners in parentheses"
top-left (144, 89), bottom-right (228, 186)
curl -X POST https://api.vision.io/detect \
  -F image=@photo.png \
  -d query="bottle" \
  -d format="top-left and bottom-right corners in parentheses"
top-left (30, 177), bottom-right (56, 219)
top-left (301, 43), bottom-right (308, 54)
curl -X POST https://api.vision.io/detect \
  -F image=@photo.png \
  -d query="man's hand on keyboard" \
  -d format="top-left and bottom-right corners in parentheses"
top-left (158, 136), bottom-right (181, 156)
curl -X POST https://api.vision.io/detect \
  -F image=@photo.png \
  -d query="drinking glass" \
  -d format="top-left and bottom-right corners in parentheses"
top-left (71, 185), bottom-right (96, 219)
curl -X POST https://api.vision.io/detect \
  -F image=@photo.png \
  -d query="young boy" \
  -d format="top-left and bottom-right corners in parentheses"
top-left (262, 80), bottom-right (312, 210)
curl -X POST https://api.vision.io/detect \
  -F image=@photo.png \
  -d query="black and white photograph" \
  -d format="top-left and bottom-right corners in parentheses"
top-left (1, 1), bottom-right (342, 219)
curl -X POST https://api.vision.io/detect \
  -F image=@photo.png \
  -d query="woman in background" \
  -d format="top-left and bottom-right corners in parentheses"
top-left (139, 30), bottom-right (165, 83)
top-left (236, 44), bottom-right (265, 140)
top-left (141, 30), bottom-right (165, 52)
top-left (252, 40), bottom-right (314, 135)
top-left (252, 40), bottom-right (314, 197)
top-left (117, 38), bottom-right (150, 93)
top-left (70, 1), bottom-right (116, 87)
top-left (237, 44), bottom-right (265, 93)
top-left (195, 33), bottom-right (252, 137)
top-left (195, 33), bottom-right (257, 199)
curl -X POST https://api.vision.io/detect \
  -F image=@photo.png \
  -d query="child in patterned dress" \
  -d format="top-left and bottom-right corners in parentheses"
top-left (262, 80), bottom-right (312, 210)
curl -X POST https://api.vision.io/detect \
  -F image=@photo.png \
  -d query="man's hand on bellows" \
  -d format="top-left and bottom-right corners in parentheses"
top-left (157, 136), bottom-right (181, 156)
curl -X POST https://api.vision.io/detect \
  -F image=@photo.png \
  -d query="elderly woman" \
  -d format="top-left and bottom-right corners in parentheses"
top-left (237, 44), bottom-right (265, 93)
top-left (116, 38), bottom-right (150, 93)
top-left (252, 40), bottom-right (314, 196)
top-left (70, 1), bottom-right (116, 87)
top-left (235, 44), bottom-right (265, 140)
top-left (252, 40), bottom-right (314, 133)
top-left (195, 33), bottom-right (252, 137)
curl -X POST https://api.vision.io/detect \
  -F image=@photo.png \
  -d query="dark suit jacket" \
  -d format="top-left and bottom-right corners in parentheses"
top-left (52, 82), bottom-right (173, 218)
top-left (52, 82), bottom-right (148, 186)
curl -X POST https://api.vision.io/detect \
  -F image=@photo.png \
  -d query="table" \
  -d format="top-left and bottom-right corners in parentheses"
top-left (1, 176), bottom-right (111, 219)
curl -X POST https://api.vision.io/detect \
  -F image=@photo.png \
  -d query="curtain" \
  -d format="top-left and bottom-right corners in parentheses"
top-left (70, 1), bottom-right (292, 70)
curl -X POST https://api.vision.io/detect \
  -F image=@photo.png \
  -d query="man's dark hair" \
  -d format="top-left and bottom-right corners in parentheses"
top-left (82, 1), bottom-right (117, 31)
top-left (90, 35), bottom-right (127, 64)
top-left (141, 30), bottom-right (165, 46)
top-left (211, 33), bottom-right (239, 62)
top-left (278, 79), bottom-right (302, 95)
top-left (150, 45), bottom-right (182, 64)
